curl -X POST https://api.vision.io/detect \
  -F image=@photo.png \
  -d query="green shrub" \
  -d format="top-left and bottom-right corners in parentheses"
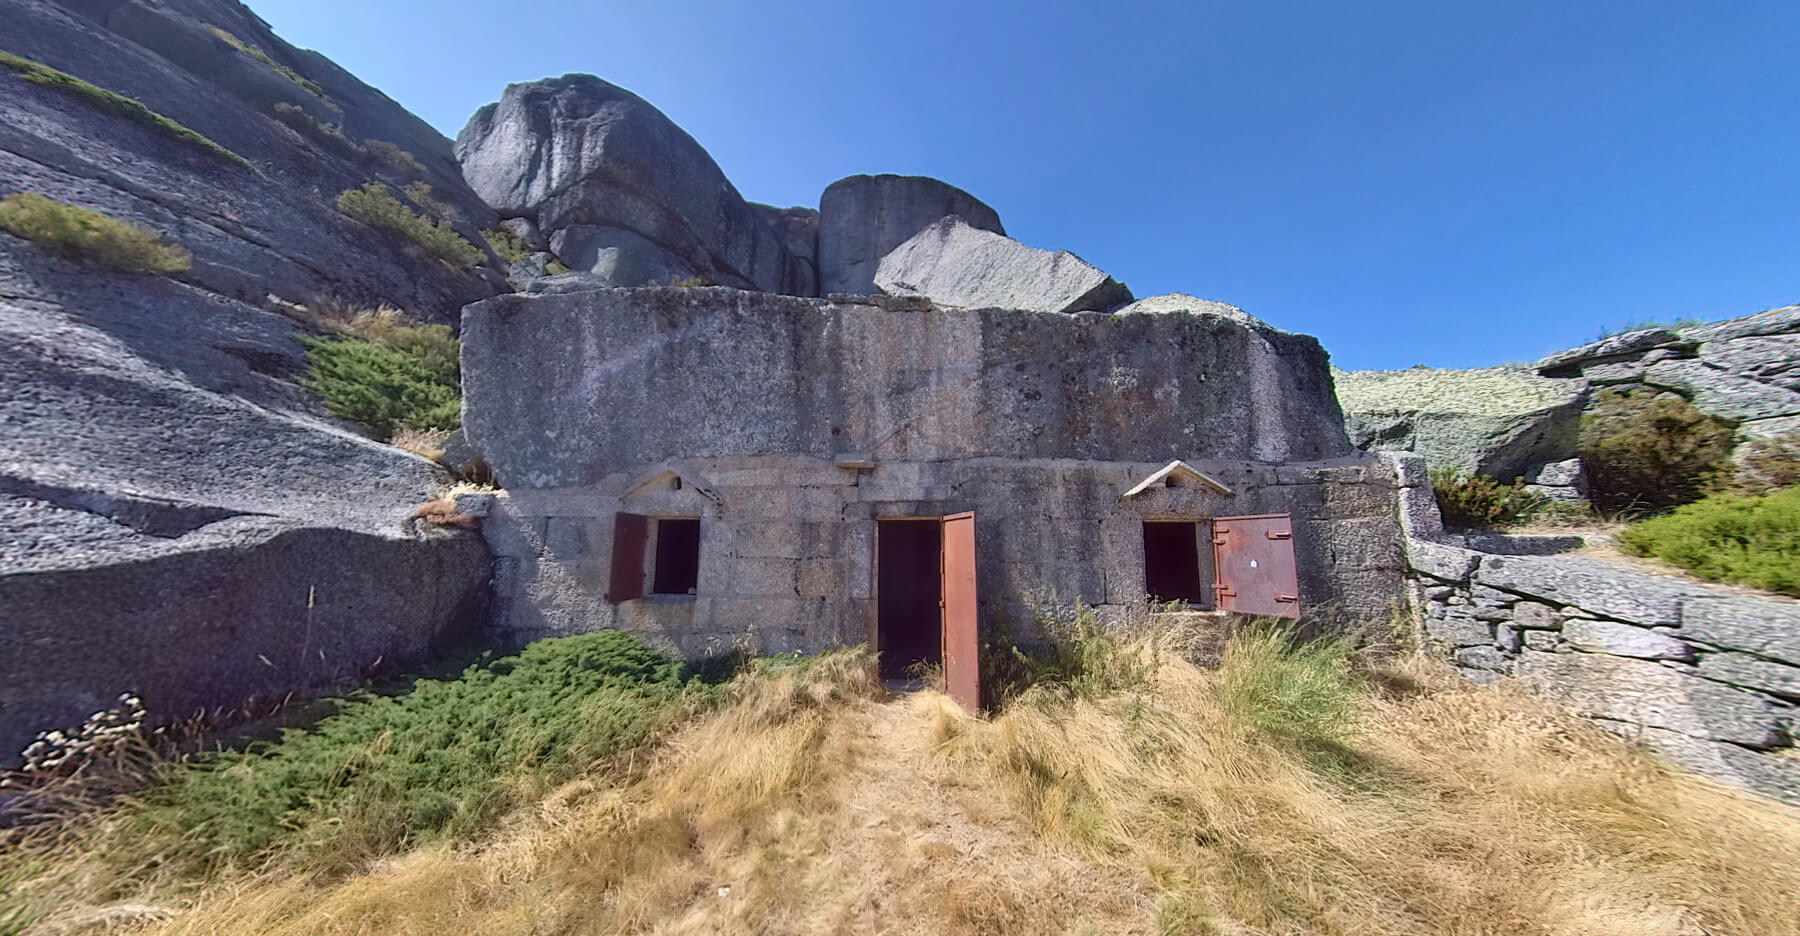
top-left (333, 308), bottom-right (459, 384)
top-left (482, 227), bottom-right (531, 264)
top-left (1431, 469), bottom-right (1546, 530)
top-left (203, 25), bottom-right (327, 99)
top-left (302, 335), bottom-right (459, 437)
top-left (0, 51), bottom-right (250, 168)
top-left (1580, 389), bottom-right (1736, 511)
top-left (364, 139), bottom-right (427, 177)
top-left (335, 183), bottom-right (481, 268)
top-left (0, 192), bottom-right (191, 274)
top-left (546, 258), bottom-right (571, 274)
top-left (1619, 487), bottom-right (1800, 596)
top-left (269, 103), bottom-right (360, 159)
top-left (125, 631), bottom-right (714, 875)
top-left (1215, 624), bottom-right (1362, 745)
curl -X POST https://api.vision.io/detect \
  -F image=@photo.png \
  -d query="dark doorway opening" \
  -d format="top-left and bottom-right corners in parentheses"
top-left (877, 519), bottom-right (943, 680)
top-left (1144, 520), bottom-right (1212, 606)
top-left (652, 518), bottom-right (701, 594)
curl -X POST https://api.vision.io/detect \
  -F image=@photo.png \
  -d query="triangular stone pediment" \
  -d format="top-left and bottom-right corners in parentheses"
top-left (1121, 460), bottom-right (1234, 498)
top-left (621, 461), bottom-right (722, 505)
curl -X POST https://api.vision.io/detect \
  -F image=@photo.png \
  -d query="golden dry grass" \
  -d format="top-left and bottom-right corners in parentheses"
top-left (390, 427), bottom-right (451, 462)
top-left (25, 640), bottom-right (1800, 936)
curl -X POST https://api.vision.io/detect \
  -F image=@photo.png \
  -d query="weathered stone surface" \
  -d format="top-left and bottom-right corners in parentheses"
top-left (549, 225), bottom-right (696, 285)
top-left (3, 0), bottom-right (500, 319)
top-left (1632, 726), bottom-right (1800, 807)
top-left (1562, 618), bottom-right (1693, 660)
top-left (817, 174), bottom-right (1004, 296)
top-left (1643, 359), bottom-right (1800, 422)
top-left (1516, 650), bottom-right (1783, 747)
top-left (1455, 646), bottom-right (1508, 671)
top-left (1698, 334), bottom-right (1800, 392)
top-left (0, 260), bottom-right (491, 762)
top-left (873, 216), bottom-right (1131, 313)
top-left (1740, 414), bottom-right (1800, 440)
top-left (454, 74), bottom-right (793, 292)
top-left (1697, 652), bottom-right (1800, 700)
top-left (750, 203), bottom-right (820, 297)
top-left (462, 288), bottom-right (1353, 488)
top-left (1536, 327), bottom-right (1687, 375)
top-left (1472, 555), bottom-right (1690, 625)
top-left (1680, 595), bottom-right (1800, 667)
top-left (1460, 532), bottom-right (1585, 555)
top-left (1525, 457), bottom-right (1586, 489)
top-left (1680, 305), bottom-right (1800, 342)
top-left (1333, 366), bottom-right (1589, 479)
top-left (1116, 292), bottom-right (1257, 322)
top-left (1408, 539), bottom-right (1481, 582)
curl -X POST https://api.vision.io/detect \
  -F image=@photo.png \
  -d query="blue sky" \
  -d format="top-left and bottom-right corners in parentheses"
top-left (256, 1), bottom-right (1800, 370)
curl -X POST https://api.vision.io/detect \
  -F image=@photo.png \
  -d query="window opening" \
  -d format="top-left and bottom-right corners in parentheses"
top-left (1143, 520), bottom-right (1213, 606)
top-left (651, 518), bottom-right (700, 594)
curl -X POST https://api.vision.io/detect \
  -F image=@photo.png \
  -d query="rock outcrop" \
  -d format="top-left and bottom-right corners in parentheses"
top-left (817, 174), bottom-right (1004, 296)
top-left (1333, 366), bottom-right (1590, 479)
top-left (1, 0), bottom-right (497, 760)
top-left (3, 0), bottom-right (503, 318)
top-left (455, 74), bottom-right (801, 292)
top-left (873, 216), bottom-right (1132, 314)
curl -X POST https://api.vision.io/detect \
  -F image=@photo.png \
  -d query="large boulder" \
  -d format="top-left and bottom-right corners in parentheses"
top-left (1333, 366), bottom-right (1590, 479)
top-left (454, 74), bottom-right (796, 292)
top-left (3, 0), bottom-right (502, 321)
top-left (874, 216), bottom-right (1133, 314)
top-left (817, 174), bottom-right (1004, 296)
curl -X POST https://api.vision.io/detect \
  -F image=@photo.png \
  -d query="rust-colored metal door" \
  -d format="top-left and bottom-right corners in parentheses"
top-left (1211, 513), bottom-right (1300, 618)
top-left (605, 512), bottom-right (649, 603)
top-left (940, 512), bottom-right (981, 711)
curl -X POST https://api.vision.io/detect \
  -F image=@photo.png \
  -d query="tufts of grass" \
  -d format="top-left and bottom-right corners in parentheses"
top-left (335, 183), bottom-right (481, 268)
top-left (0, 51), bottom-right (251, 168)
top-left (203, 25), bottom-right (327, 99)
top-left (1591, 317), bottom-right (1710, 340)
top-left (364, 139), bottom-right (427, 177)
top-left (269, 103), bottom-right (360, 159)
top-left (1620, 486), bottom-right (1800, 596)
top-left (1431, 468), bottom-right (1550, 530)
top-left (0, 192), bottom-right (191, 274)
top-left (1213, 624), bottom-right (1362, 745)
top-left (482, 226), bottom-right (531, 264)
top-left (1718, 433), bottom-right (1800, 496)
top-left (389, 427), bottom-right (451, 462)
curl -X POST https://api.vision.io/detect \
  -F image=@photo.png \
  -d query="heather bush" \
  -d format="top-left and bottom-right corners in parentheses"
top-left (302, 335), bottom-right (459, 437)
top-left (1716, 434), bottom-right (1800, 496)
top-left (1430, 469), bottom-right (1546, 530)
top-left (364, 139), bottom-right (427, 177)
top-left (0, 193), bottom-right (191, 275)
top-left (482, 226), bottom-right (531, 264)
top-left (1579, 389), bottom-right (1735, 511)
top-left (1620, 487), bottom-right (1800, 596)
top-left (270, 102), bottom-right (360, 158)
top-left (335, 183), bottom-right (481, 267)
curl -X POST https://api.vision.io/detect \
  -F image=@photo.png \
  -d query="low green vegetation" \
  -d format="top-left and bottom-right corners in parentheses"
top-left (1620, 486), bottom-right (1800, 596)
top-left (1580, 389), bottom-right (1736, 511)
top-left (1591, 317), bottom-right (1709, 340)
top-left (1431, 468), bottom-right (1547, 530)
top-left (0, 192), bottom-right (191, 275)
top-left (335, 183), bottom-right (482, 268)
top-left (203, 25), bottom-right (327, 99)
top-left (1214, 624), bottom-right (1362, 745)
top-left (0, 51), bottom-right (251, 168)
top-left (122, 632), bottom-right (715, 877)
top-left (302, 308), bottom-right (462, 437)
top-left (365, 138), bottom-right (427, 177)
top-left (270, 102), bottom-right (360, 158)
top-left (483, 226), bottom-right (532, 264)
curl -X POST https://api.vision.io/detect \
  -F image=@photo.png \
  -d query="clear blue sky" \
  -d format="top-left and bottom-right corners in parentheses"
top-left (256, 0), bottom-right (1800, 370)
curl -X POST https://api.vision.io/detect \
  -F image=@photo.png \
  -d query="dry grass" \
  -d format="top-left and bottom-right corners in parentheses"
top-left (40, 631), bottom-right (1795, 936)
top-left (390, 427), bottom-right (451, 462)
top-left (407, 496), bottom-right (478, 531)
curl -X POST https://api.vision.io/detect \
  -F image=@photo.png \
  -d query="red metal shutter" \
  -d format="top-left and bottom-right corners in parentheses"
top-left (940, 512), bottom-right (981, 711)
top-left (606, 512), bottom-right (649, 604)
top-left (1210, 513), bottom-right (1301, 618)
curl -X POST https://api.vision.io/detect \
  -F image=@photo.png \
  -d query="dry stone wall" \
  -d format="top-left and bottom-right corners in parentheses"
top-left (1388, 453), bottom-right (1800, 805)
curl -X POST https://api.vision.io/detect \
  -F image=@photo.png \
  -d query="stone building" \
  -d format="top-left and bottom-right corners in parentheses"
top-left (462, 287), bottom-right (1408, 706)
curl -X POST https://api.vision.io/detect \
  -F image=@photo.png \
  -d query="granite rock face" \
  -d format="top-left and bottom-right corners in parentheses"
top-left (462, 287), bottom-right (1354, 488)
top-left (873, 215), bottom-right (1132, 314)
top-left (454, 74), bottom-right (796, 292)
top-left (3, 0), bottom-right (502, 320)
top-left (1333, 366), bottom-right (1590, 479)
top-left (817, 174), bottom-right (1004, 296)
top-left (0, 0), bottom-right (497, 760)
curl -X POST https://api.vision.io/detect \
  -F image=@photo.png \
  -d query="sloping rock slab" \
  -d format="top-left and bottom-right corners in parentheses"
top-left (455, 74), bottom-right (792, 292)
top-left (874, 216), bottom-right (1132, 314)
top-left (1332, 366), bottom-right (1589, 479)
top-left (1515, 650), bottom-right (1782, 747)
top-left (817, 174), bottom-right (1004, 296)
top-left (1536, 327), bottom-right (1689, 375)
top-left (1644, 359), bottom-right (1800, 422)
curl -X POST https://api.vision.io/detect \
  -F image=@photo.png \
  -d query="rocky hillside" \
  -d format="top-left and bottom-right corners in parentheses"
top-left (1335, 306), bottom-right (1800, 481)
top-left (0, 0), bottom-right (500, 761)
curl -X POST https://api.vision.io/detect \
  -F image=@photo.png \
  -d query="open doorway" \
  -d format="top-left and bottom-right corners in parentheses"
top-left (877, 519), bottom-right (942, 680)
top-left (1143, 519), bottom-right (1214, 607)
